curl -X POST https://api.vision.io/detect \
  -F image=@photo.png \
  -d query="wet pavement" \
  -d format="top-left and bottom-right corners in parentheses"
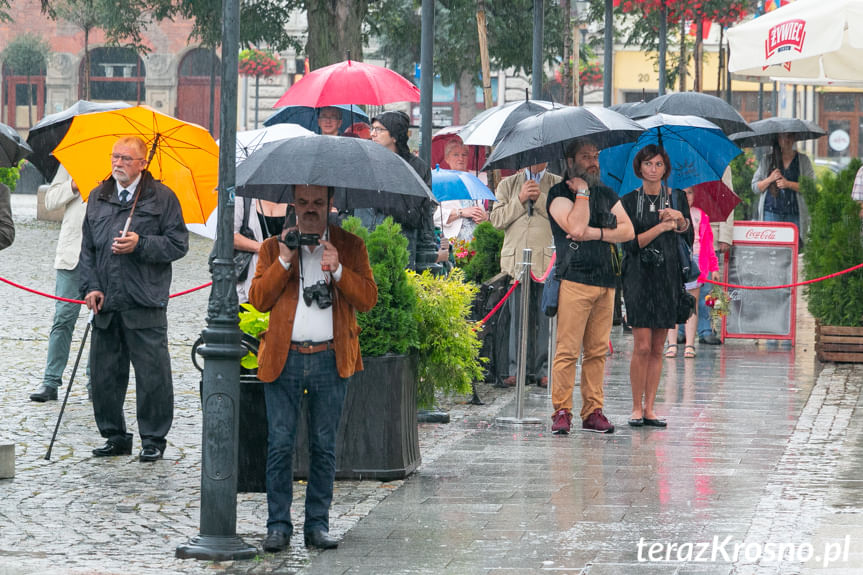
top-left (1, 194), bottom-right (862, 574)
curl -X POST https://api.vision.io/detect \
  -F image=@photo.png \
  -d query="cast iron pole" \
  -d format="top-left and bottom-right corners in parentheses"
top-left (532, 0), bottom-right (543, 99)
top-left (419, 0), bottom-right (433, 165)
top-left (175, 0), bottom-right (256, 561)
top-left (603, 0), bottom-right (613, 106)
top-left (658, 0), bottom-right (667, 96)
top-left (415, 0), bottom-right (439, 274)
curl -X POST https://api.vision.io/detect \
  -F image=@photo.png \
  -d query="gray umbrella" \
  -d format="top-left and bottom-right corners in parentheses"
top-left (0, 122), bottom-right (33, 168)
top-left (624, 92), bottom-right (751, 135)
top-left (729, 117), bottom-right (826, 148)
top-left (26, 100), bottom-right (131, 181)
top-left (482, 106), bottom-right (644, 171)
top-left (236, 134), bottom-right (435, 212)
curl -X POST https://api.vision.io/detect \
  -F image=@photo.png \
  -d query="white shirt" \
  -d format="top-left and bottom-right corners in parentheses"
top-left (116, 174), bottom-right (142, 201)
top-left (290, 237), bottom-right (343, 343)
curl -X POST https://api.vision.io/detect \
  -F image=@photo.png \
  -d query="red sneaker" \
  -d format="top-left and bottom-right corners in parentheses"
top-left (582, 408), bottom-right (615, 434)
top-left (551, 409), bottom-right (572, 434)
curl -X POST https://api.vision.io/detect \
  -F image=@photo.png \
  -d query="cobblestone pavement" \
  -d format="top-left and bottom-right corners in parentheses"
top-left (2, 195), bottom-right (862, 574)
top-left (0, 197), bottom-right (514, 575)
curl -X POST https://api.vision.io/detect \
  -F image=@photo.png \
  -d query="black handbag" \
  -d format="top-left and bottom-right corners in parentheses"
top-left (234, 197), bottom-right (256, 282)
top-left (676, 288), bottom-right (696, 324)
top-left (670, 189), bottom-right (700, 283)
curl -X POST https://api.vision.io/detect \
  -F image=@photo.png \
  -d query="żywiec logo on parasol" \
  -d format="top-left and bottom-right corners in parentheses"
top-left (764, 19), bottom-right (807, 60)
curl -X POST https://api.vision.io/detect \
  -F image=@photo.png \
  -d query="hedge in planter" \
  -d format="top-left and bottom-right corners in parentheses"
top-left (801, 158), bottom-right (863, 327)
top-left (408, 268), bottom-right (485, 409)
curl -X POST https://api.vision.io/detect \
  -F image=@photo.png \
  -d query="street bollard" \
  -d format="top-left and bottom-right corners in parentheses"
top-left (497, 248), bottom-right (542, 426)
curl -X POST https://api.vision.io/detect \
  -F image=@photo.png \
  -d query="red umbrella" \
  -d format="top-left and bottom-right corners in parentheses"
top-left (274, 59), bottom-right (420, 107)
top-left (690, 180), bottom-right (741, 222)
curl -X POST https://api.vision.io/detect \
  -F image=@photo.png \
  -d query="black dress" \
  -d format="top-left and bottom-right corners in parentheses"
top-left (620, 187), bottom-right (693, 329)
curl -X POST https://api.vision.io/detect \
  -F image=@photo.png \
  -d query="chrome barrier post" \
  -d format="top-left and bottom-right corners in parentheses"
top-left (547, 314), bottom-right (556, 400)
top-left (497, 248), bottom-right (542, 426)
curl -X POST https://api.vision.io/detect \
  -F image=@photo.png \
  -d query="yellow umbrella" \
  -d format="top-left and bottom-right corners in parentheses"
top-left (52, 105), bottom-right (219, 225)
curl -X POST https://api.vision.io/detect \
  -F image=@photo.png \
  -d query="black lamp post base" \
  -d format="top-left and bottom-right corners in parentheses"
top-left (175, 535), bottom-right (258, 561)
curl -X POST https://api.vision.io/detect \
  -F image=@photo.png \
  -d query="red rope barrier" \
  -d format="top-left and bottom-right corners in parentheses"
top-left (529, 252), bottom-right (557, 283)
top-left (476, 280), bottom-right (520, 328)
top-left (0, 275), bottom-right (212, 305)
top-left (705, 261), bottom-right (863, 290)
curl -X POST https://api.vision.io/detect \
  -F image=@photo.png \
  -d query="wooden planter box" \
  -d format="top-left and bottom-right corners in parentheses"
top-left (815, 322), bottom-right (863, 363)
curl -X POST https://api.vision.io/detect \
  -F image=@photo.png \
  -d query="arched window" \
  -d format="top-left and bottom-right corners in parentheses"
top-left (82, 47), bottom-right (146, 102)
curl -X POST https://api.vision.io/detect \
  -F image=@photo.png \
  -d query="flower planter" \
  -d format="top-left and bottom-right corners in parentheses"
top-left (237, 353), bottom-right (420, 492)
top-left (815, 322), bottom-right (863, 363)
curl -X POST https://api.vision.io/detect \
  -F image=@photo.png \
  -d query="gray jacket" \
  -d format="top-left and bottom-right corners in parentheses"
top-left (80, 172), bottom-right (188, 314)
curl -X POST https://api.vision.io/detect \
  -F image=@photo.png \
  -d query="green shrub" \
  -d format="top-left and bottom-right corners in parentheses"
top-left (409, 268), bottom-right (485, 408)
top-left (461, 221), bottom-right (504, 284)
top-left (0, 161), bottom-right (22, 191)
top-left (350, 216), bottom-right (418, 356)
top-left (731, 151), bottom-right (757, 220)
top-left (802, 158), bottom-right (863, 326)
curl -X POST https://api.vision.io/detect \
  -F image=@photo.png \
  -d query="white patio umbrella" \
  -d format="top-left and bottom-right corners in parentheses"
top-left (727, 0), bottom-right (863, 81)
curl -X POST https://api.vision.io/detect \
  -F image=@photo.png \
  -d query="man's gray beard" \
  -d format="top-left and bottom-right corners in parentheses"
top-left (569, 168), bottom-right (601, 188)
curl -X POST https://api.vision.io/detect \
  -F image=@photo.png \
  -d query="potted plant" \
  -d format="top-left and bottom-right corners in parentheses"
top-left (238, 47), bottom-right (283, 128)
top-left (801, 159), bottom-right (863, 361)
top-left (409, 268), bottom-right (485, 410)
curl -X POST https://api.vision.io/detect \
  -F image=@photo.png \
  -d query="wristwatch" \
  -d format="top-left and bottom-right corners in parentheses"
top-left (575, 188), bottom-right (590, 199)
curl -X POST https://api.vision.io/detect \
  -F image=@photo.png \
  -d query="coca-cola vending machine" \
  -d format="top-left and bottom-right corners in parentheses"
top-left (722, 221), bottom-right (798, 345)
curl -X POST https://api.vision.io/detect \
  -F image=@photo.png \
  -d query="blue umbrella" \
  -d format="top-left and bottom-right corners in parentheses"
top-left (431, 166), bottom-right (496, 202)
top-left (263, 103), bottom-right (368, 134)
top-left (600, 114), bottom-right (742, 195)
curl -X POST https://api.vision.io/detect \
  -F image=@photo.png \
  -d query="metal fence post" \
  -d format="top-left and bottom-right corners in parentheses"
top-left (497, 249), bottom-right (542, 426)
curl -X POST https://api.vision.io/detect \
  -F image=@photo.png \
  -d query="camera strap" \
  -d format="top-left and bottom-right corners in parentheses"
top-left (297, 226), bottom-right (332, 301)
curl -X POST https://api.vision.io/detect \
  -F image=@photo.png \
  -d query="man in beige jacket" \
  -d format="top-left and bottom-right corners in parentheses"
top-left (30, 165), bottom-right (88, 402)
top-left (489, 163), bottom-right (561, 387)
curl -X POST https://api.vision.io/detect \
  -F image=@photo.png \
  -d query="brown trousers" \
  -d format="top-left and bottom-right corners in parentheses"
top-left (551, 280), bottom-right (615, 420)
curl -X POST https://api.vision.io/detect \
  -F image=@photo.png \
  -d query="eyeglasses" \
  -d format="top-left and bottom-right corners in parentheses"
top-left (110, 153), bottom-right (144, 164)
top-left (370, 126), bottom-right (388, 134)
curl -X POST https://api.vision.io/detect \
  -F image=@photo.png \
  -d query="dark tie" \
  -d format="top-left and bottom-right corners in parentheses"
top-left (120, 189), bottom-right (130, 203)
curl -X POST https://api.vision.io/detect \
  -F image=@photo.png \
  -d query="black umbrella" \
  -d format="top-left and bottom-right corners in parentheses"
top-left (236, 135), bottom-right (435, 213)
top-left (459, 98), bottom-right (559, 147)
top-left (25, 100), bottom-right (131, 180)
top-left (626, 92), bottom-right (751, 135)
top-left (729, 117), bottom-right (826, 148)
top-left (482, 106), bottom-right (645, 171)
top-left (0, 122), bottom-right (32, 168)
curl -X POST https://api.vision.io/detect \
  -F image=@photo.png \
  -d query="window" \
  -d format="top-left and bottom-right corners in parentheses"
top-left (84, 47), bottom-right (146, 102)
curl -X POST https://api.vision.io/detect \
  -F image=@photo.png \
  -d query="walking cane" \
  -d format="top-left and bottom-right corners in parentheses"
top-left (45, 312), bottom-right (93, 461)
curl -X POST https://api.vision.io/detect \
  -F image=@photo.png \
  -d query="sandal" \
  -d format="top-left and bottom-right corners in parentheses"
top-left (664, 344), bottom-right (678, 358)
top-left (684, 345), bottom-right (697, 358)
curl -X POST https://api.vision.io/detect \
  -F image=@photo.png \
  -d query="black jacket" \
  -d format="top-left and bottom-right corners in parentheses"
top-left (80, 172), bottom-right (188, 314)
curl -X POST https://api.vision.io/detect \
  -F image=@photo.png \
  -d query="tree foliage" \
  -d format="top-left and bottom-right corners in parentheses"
top-left (369, 0), bottom-right (565, 88)
top-left (1, 33), bottom-right (49, 76)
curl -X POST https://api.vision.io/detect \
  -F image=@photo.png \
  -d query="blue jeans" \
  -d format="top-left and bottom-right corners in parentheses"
top-left (43, 267), bottom-right (85, 389)
top-left (264, 349), bottom-right (347, 536)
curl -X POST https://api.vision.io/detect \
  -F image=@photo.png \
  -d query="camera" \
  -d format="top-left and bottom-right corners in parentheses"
top-left (303, 280), bottom-right (333, 309)
top-left (640, 247), bottom-right (665, 268)
top-left (590, 211), bottom-right (618, 229)
top-left (280, 230), bottom-right (320, 250)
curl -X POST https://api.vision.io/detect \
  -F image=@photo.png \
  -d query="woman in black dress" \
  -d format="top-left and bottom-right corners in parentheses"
top-left (620, 144), bottom-right (693, 428)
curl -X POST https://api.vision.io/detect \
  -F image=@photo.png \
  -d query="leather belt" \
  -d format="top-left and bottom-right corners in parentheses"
top-left (289, 340), bottom-right (334, 354)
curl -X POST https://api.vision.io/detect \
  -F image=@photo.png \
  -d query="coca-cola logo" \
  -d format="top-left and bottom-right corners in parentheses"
top-left (745, 229), bottom-right (777, 240)
top-left (765, 19), bottom-right (806, 60)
